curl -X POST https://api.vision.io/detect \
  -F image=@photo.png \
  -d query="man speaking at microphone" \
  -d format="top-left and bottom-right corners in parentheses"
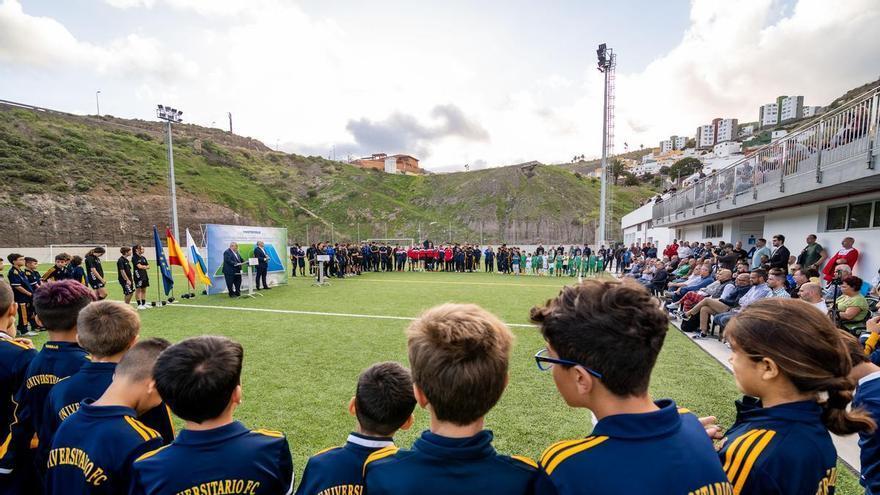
top-left (254, 241), bottom-right (270, 290)
top-left (223, 242), bottom-right (243, 297)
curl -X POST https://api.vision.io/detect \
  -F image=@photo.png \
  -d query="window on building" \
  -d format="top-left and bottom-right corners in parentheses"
top-left (826, 205), bottom-right (847, 230)
top-left (826, 201), bottom-right (880, 231)
top-left (703, 223), bottom-right (723, 238)
top-left (849, 202), bottom-right (873, 229)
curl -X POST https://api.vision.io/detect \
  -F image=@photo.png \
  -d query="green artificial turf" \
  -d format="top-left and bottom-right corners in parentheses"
top-left (24, 264), bottom-right (862, 493)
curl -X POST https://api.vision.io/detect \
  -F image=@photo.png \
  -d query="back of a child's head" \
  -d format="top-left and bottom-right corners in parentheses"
top-left (355, 362), bottom-right (416, 436)
top-left (727, 298), bottom-right (876, 436)
top-left (77, 300), bottom-right (140, 358)
top-left (116, 337), bottom-right (171, 382)
top-left (406, 303), bottom-right (512, 426)
top-left (71, 256), bottom-right (83, 267)
top-left (530, 279), bottom-right (668, 397)
top-left (6, 253), bottom-right (22, 264)
top-left (0, 281), bottom-right (12, 314)
top-left (33, 280), bottom-right (96, 331)
top-left (153, 335), bottom-right (243, 424)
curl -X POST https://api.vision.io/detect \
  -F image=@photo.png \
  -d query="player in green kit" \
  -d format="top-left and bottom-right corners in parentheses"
top-left (548, 253), bottom-right (555, 276)
top-left (519, 252), bottom-right (527, 275)
top-left (570, 254), bottom-right (581, 277)
top-left (555, 253), bottom-right (564, 277)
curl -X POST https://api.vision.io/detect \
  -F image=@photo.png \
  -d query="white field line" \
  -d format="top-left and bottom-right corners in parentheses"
top-left (168, 303), bottom-right (537, 328)
top-left (349, 277), bottom-right (581, 289)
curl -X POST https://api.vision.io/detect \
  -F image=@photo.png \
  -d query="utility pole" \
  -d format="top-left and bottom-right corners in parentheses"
top-left (95, 90), bottom-right (101, 116)
top-left (228, 112), bottom-right (233, 133)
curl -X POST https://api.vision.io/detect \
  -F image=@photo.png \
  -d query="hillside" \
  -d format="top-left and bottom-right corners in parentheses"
top-left (0, 104), bottom-right (655, 247)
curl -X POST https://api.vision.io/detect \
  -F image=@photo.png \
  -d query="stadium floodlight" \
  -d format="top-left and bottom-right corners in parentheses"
top-left (157, 104), bottom-right (183, 242)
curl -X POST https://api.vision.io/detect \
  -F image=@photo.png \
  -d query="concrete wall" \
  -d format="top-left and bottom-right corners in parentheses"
top-left (0, 246), bottom-right (168, 263)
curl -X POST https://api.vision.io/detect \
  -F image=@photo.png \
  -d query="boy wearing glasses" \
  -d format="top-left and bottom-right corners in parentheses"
top-left (130, 336), bottom-right (294, 495)
top-left (364, 303), bottom-right (538, 495)
top-left (530, 280), bottom-right (731, 494)
top-left (296, 362), bottom-right (415, 495)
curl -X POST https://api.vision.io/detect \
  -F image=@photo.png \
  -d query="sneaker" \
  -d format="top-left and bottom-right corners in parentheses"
top-left (666, 302), bottom-right (678, 309)
top-left (137, 305), bottom-right (145, 310)
top-left (692, 334), bottom-right (703, 340)
top-left (143, 304), bottom-right (152, 309)
top-left (24, 331), bottom-right (38, 337)
top-left (681, 313), bottom-right (692, 321)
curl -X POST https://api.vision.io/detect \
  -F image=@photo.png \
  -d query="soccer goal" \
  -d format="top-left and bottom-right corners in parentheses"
top-left (49, 244), bottom-right (109, 260)
top-left (364, 238), bottom-right (415, 247)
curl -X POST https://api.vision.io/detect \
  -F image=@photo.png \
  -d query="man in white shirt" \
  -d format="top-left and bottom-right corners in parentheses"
top-left (797, 282), bottom-right (828, 316)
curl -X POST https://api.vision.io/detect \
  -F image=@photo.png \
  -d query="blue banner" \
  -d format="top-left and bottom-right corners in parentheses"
top-left (153, 226), bottom-right (175, 296)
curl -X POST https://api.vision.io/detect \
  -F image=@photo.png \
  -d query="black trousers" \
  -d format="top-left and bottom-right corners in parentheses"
top-left (257, 263), bottom-right (268, 288)
top-left (224, 273), bottom-right (241, 296)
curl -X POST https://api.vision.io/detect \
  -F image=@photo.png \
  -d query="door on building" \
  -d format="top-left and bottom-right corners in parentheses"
top-left (737, 217), bottom-right (765, 248)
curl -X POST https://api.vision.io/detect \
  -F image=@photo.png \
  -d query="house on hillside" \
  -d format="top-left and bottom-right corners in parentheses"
top-left (351, 153), bottom-right (422, 174)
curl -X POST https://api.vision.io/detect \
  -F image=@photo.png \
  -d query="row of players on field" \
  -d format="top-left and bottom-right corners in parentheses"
top-left (289, 242), bottom-right (612, 277)
top-left (1, 277), bottom-right (878, 494)
top-left (2, 247), bottom-right (156, 336)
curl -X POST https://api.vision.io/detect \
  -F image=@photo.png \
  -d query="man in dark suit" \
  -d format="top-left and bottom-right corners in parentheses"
top-left (768, 234), bottom-right (791, 273)
top-left (223, 242), bottom-right (243, 297)
top-left (254, 241), bottom-right (269, 290)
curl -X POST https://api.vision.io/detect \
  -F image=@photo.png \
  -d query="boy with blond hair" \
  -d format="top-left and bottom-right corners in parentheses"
top-left (363, 303), bottom-right (538, 495)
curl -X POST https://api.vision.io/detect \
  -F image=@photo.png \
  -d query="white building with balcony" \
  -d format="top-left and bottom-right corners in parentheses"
top-left (697, 119), bottom-right (738, 149)
top-left (622, 199), bottom-right (674, 251)
top-left (641, 86), bottom-right (880, 280)
top-left (760, 103), bottom-right (779, 127)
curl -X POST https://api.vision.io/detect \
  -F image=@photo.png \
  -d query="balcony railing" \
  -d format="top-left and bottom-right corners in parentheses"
top-left (653, 86), bottom-right (880, 225)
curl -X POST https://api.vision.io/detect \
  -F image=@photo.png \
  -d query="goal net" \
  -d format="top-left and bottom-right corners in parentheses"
top-left (364, 238), bottom-right (415, 247)
top-left (49, 244), bottom-right (109, 260)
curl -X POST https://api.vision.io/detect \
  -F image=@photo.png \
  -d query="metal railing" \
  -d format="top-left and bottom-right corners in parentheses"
top-left (653, 85), bottom-right (880, 224)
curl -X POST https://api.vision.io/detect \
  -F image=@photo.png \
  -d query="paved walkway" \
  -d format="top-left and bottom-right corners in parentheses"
top-left (670, 318), bottom-right (862, 472)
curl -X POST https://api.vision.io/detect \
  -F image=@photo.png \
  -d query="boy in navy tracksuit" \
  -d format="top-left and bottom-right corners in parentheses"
top-left (7, 254), bottom-right (35, 337)
top-left (364, 303), bottom-right (538, 495)
top-left (45, 338), bottom-right (170, 495)
top-left (845, 329), bottom-right (880, 494)
top-left (529, 280), bottom-right (732, 495)
top-left (296, 362), bottom-right (415, 495)
top-left (43, 301), bottom-right (174, 451)
top-left (0, 281), bottom-right (37, 495)
top-left (0, 280), bottom-right (95, 494)
top-left (130, 336), bottom-right (294, 495)
top-left (23, 258), bottom-right (41, 333)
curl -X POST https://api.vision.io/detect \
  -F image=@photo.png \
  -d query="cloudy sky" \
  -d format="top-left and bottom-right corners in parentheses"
top-left (1, 0), bottom-right (878, 171)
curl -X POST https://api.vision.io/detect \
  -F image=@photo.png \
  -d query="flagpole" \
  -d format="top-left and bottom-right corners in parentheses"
top-left (154, 243), bottom-right (161, 306)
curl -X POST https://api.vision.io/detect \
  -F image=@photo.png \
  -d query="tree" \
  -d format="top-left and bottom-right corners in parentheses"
top-left (685, 137), bottom-right (696, 149)
top-left (659, 166), bottom-right (671, 176)
top-left (610, 158), bottom-right (625, 185)
top-left (623, 172), bottom-right (639, 186)
top-left (668, 157), bottom-right (702, 182)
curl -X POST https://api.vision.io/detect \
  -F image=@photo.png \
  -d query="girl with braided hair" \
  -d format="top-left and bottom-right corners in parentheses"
top-left (719, 298), bottom-right (875, 494)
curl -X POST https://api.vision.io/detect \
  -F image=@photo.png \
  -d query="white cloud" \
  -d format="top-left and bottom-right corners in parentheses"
top-left (615, 0), bottom-right (880, 147)
top-left (0, 0), bottom-right (197, 81)
top-left (2, 0), bottom-right (877, 170)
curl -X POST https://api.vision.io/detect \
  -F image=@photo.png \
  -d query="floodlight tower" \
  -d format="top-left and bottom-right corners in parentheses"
top-left (596, 43), bottom-right (617, 247)
top-left (157, 104), bottom-right (184, 242)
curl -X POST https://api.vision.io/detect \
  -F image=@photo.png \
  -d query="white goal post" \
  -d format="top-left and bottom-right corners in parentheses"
top-left (49, 244), bottom-right (109, 260)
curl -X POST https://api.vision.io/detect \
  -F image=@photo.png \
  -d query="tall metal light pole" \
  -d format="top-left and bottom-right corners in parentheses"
top-left (596, 43), bottom-right (617, 247)
top-left (95, 91), bottom-right (101, 116)
top-left (157, 105), bottom-right (183, 242)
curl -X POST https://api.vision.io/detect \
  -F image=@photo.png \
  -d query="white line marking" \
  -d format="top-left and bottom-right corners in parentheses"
top-left (169, 303), bottom-right (537, 328)
top-left (350, 277), bottom-right (583, 288)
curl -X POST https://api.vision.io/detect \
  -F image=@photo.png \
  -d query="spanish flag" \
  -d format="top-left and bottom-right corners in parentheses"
top-left (185, 229), bottom-right (212, 287)
top-left (166, 228), bottom-right (196, 289)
